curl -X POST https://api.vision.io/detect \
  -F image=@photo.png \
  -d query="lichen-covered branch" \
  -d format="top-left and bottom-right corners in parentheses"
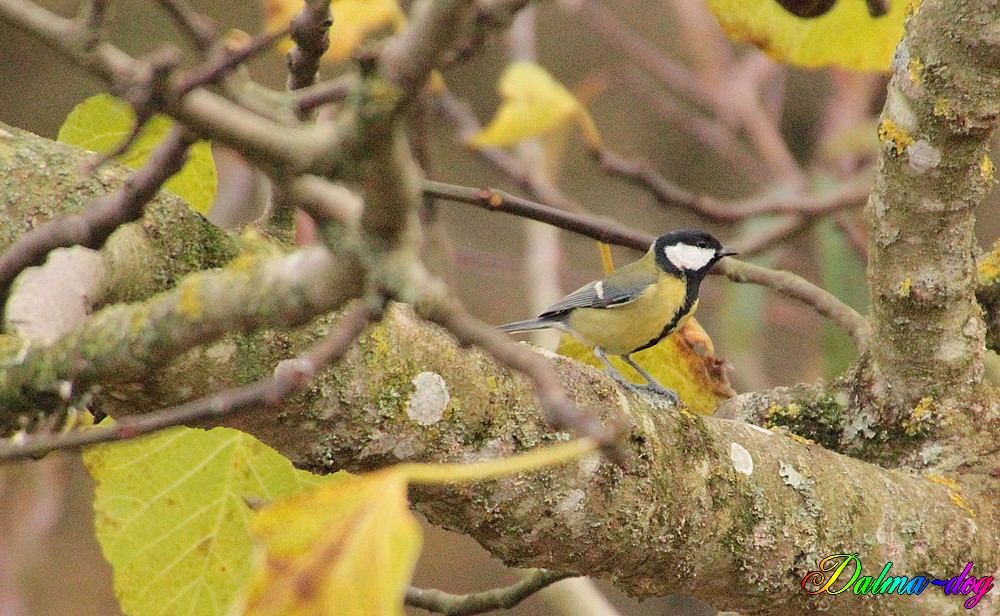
top-left (865, 1), bottom-right (1000, 426)
top-left (183, 305), bottom-right (993, 616)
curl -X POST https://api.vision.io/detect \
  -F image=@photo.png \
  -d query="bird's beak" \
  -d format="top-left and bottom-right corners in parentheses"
top-left (720, 246), bottom-right (739, 257)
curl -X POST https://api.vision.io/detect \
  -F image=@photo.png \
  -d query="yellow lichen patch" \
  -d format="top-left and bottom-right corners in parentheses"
top-left (878, 119), bottom-right (914, 155)
top-left (767, 403), bottom-right (801, 421)
top-left (897, 277), bottom-right (912, 297)
top-left (176, 277), bottom-right (204, 319)
top-left (902, 396), bottom-right (934, 436)
top-left (927, 474), bottom-right (976, 518)
top-left (787, 432), bottom-right (815, 445)
top-left (976, 240), bottom-right (1000, 285)
top-left (933, 97), bottom-right (952, 118)
top-left (907, 57), bottom-right (924, 84)
top-left (926, 473), bottom-right (959, 491)
top-left (950, 491), bottom-right (976, 518)
top-left (981, 154), bottom-right (995, 184)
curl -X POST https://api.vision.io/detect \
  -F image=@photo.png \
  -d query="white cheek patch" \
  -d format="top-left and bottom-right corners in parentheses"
top-left (665, 244), bottom-right (716, 270)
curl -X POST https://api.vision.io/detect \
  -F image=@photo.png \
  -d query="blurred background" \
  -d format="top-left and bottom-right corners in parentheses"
top-left (2, 0), bottom-right (1000, 614)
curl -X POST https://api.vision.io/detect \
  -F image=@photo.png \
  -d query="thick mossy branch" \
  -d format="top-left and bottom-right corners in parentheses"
top-left (0, 244), bottom-right (360, 431)
top-left (162, 304), bottom-right (992, 616)
top-left (866, 2), bottom-right (1000, 426)
top-left (0, 122), bottom-right (237, 306)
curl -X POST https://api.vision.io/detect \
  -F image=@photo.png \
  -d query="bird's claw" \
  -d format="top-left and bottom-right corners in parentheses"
top-left (605, 369), bottom-right (680, 406)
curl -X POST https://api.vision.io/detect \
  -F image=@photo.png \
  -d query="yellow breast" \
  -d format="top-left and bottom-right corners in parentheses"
top-left (566, 274), bottom-right (697, 355)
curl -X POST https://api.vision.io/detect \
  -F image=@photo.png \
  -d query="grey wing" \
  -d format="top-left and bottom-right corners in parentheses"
top-left (537, 278), bottom-right (649, 319)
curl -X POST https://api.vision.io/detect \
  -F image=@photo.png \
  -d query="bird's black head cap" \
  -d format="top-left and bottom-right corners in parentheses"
top-left (652, 229), bottom-right (735, 279)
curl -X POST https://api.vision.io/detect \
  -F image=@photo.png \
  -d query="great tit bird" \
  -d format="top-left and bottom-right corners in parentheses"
top-left (499, 229), bottom-right (736, 403)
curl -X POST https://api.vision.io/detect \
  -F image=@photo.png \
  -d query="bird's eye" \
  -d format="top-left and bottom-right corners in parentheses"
top-left (697, 240), bottom-right (709, 248)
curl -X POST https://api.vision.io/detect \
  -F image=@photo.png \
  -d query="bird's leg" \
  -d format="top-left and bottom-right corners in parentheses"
top-left (593, 348), bottom-right (680, 406)
top-left (594, 347), bottom-right (633, 387)
top-left (620, 354), bottom-right (680, 406)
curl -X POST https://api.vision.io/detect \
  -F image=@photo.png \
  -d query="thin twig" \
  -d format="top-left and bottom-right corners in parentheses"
top-left (423, 181), bottom-right (651, 248)
top-left (0, 126), bottom-right (194, 325)
top-left (0, 302), bottom-right (379, 464)
top-left (177, 27), bottom-right (291, 95)
top-left (615, 65), bottom-right (761, 175)
top-left (716, 258), bottom-right (869, 349)
top-left (559, 0), bottom-right (713, 110)
top-left (74, 0), bottom-right (106, 50)
top-left (286, 0), bottom-right (332, 105)
top-left (593, 150), bottom-right (870, 222)
top-left (156, 0), bottom-right (217, 54)
top-left (424, 180), bottom-right (869, 347)
top-left (405, 569), bottom-right (574, 616)
top-left (293, 74), bottom-right (357, 113)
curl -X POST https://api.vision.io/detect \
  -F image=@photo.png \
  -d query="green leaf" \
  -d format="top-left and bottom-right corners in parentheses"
top-left (240, 469), bottom-right (421, 616)
top-left (58, 94), bottom-right (217, 215)
top-left (83, 426), bottom-right (326, 616)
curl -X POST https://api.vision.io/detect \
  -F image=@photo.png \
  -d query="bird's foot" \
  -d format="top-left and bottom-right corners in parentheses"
top-left (605, 369), bottom-right (680, 407)
top-left (633, 381), bottom-right (680, 406)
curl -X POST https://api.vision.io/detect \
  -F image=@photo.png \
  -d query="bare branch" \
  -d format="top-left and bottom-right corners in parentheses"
top-left (422, 180), bottom-right (869, 347)
top-left (592, 148), bottom-right (871, 222)
top-left (406, 569), bottom-right (574, 616)
top-left (715, 258), bottom-right (869, 350)
top-left (292, 74), bottom-right (357, 114)
top-left (286, 0), bottom-right (332, 102)
top-left (0, 302), bottom-right (379, 463)
top-left (177, 27), bottom-right (291, 95)
top-left (156, 0), bottom-right (217, 54)
top-left (381, 0), bottom-right (475, 99)
top-left (0, 244), bottom-right (363, 419)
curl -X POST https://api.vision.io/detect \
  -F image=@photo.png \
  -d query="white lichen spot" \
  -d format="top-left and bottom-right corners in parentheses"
top-left (392, 436), bottom-right (419, 459)
top-left (779, 461), bottom-right (808, 489)
top-left (834, 391), bottom-right (850, 407)
top-left (578, 451), bottom-right (601, 475)
top-left (963, 316), bottom-right (981, 338)
top-left (747, 423), bottom-right (773, 436)
top-left (730, 443), bottom-right (753, 476)
top-left (919, 443), bottom-right (944, 466)
top-left (906, 140), bottom-right (941, 174)
top-left (920, 198), bottom-right (945, 212)
top-left (845, 411), bottom-right (876, 441)
top-left (555, 488), bottom-right (586, 513)
top-left (406, 371), bottom-right (450, 426)
top-left (891, 40), bottom-right (910, 77)
top-left (205, 341), bottom-right (237, 363)
top-left (885, 87), bottom-right (918, 133)
top-left (58, 380), bottom-right (73, 401)
top-left (274, 357), bottom-right (313, 381)
top-left (935, 337), bottom-right (966, 363)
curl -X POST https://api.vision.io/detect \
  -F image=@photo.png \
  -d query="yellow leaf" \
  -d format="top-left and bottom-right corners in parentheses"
top-left (706, 0), bottom-right (920, 71)
top-left (470, 62), bottom-right (602, 148)
top-left (264, 0), bottom-right (406, 64)
top-left (557, 319), bottom-right (736, 415)
top-left (239, 437), bottom-right (594, 615)
top-left (240, 469), bottom-right (420, 616)
top-left (58, 94), bottom-right (217, 215)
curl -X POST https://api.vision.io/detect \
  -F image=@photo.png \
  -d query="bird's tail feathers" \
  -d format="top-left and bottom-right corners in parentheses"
top-left (498, 318), bottom-right (555, 334)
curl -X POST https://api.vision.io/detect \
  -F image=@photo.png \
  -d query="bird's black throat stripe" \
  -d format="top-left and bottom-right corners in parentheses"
top-left (632, 273), bottom-right (702, 354)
